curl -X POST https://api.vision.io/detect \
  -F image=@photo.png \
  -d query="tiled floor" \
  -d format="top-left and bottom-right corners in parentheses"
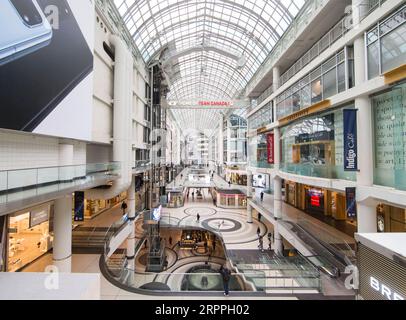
top-left (22, 170), bottom-right (355, 299)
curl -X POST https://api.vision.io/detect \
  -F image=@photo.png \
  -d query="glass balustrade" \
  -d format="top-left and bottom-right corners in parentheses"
top-left (0, 162), bottom-right (120, 205)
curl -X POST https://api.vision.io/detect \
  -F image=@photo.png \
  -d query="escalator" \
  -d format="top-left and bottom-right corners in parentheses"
top-left (281, 221), bottom-right (353, 278)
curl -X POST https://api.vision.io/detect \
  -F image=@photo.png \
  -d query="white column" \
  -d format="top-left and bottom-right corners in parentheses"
top-left (354, 33), bottom-right (376, 232)
top-left (358, 203), bottom-right (377, 233)
top-left (59, 144), bottom-right (74, 180)
top-left (247, 170), bottom-right (253, 198)
top-left (352, 0), bottom-right (370, 28)
top-left (126, 177), bottom-right (136, 284)
top-left (273, 178), bottom-right (283, 219)
top-left (53, 195), bottom-right (73, 273)
top-left (273, 127), bottom-right (283, 219)
top-left (274, 223), bottom-right (284, 255)
top-left (356, 96), bottom-right (374, 186)
top-left (273, 66), bottom-right (280, 93)
top-left (218, 116), bottom-right (224, 165)
top-left (353, 34), bottom-right (366, 87)
top-left (247, 204), bottom-right (253, 223)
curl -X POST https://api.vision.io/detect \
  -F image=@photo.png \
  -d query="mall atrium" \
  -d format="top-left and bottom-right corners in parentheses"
top-left (0, 0), bottom-right (405, 301)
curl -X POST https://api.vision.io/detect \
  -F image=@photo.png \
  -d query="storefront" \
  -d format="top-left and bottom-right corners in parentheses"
top-left (280, 104), bottom-right (356, 181)
top-left (215, 189), bottom-right (247, 209)
top-left (248, 132), bottom-right (275, 169)
top-left (6, 202), bottom-right (54, 272)
top-left (84, 191), bottom-right (127, 219)
top-left (225, 167), bottom-right (247, 186)
top-left (283, 181), bottom-right (356, 237)
top-left (376, 204), bottom-right (406, 233)
top-left (253, 174), bottom-right (270, 190)
top-left (166, 187), bottom-right (187, 208)
top-left (356, 233), bottom-right (406, 300)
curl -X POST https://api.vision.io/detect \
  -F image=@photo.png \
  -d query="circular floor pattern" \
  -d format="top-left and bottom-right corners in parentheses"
top-left (202, 218), bottom-right (242, 233)
top-left (184, 207), bottom-right (217, 217)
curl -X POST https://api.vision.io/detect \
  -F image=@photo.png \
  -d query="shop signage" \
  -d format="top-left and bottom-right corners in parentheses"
top-left (345, 187), bottom-right (357, 219)
top-left (198, 101), bottom-right (232, 106)
top-left (267, 133), bottom-right (275, 164)
top-left (74, 191), bottom-right (85, 222)
top-left (343, 109), bottom-right (358, 171)
top-left (370, 277), bottom-right (405, 300)
top-left (296, 130), bottom-right (333, 143)
top-left (29, 207), bottom-right (49, 228)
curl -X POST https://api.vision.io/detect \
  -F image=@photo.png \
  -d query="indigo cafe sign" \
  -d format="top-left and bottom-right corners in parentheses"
top-left (343, 109), bottom-right (358, 171)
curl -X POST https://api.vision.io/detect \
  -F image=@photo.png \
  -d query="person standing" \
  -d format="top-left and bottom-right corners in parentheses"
top-left (196, 213), bottom-right (200, 223)
top-left (121, 201), bottom-right (128, 215)
top-left (260, 191), bottom-right (264, 202)
top-left (258, 236), bottom-right (264, 252)
top-left (192, 191), bottom-right (195, 201)
top-left (228, 181), bottom-right (231, 188)
top-left (257, 226), bottom-right (261, 237)
top-left (220, 266), bottom-right (231, 296)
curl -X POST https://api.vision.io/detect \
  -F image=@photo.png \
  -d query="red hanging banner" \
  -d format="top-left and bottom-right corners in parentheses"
top-left (267, 133), bottom-right (274, 164)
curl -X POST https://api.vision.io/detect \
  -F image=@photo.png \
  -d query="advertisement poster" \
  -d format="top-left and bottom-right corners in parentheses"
top-left (343, 109), bottom-right (358, 171)
top-left (267, 133), bottom-right (274, 164)
top-left (0, 0), bottom-right (95, 141)
top-left (74, 191), bottom-right (85, 222)
top-left (345, 187), bottom-right (357, 219)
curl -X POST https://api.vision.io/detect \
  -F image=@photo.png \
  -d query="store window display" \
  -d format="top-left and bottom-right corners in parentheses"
top-left (7, 205), bottom-right (52, 272)
top-left (280, 105), bottom-right (356, 180)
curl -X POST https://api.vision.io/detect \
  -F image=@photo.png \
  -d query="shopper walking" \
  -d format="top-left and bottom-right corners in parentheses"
top-left (219, 266), bottom-right (231, 296)
top-left (260, 191), bottom-right (264, 202)
top-left (196, 213), bottom-right (201, 223)
top-left (257, 226), bottom-right (261, 237)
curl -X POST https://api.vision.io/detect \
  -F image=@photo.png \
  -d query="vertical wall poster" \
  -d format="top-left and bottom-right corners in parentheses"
top-left (343, 109), bottom-right (358, 171)
top-left (345, 187), bottom-right (357, 220)
top-left (267, 133), bottom-right (275, 164)
top-left (74, 191), bottom-right (85, 222)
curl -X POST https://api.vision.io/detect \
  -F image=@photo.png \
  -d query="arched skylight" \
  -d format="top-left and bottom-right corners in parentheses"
top-left (114, 0), bottom-right (306, 101)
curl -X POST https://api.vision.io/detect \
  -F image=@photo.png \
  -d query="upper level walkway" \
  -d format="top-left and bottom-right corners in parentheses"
top-left (0, 162), bottom-right (120, 216)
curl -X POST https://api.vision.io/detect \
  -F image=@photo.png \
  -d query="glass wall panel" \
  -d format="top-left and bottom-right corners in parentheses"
top-left (373, 82), bottom-right (406, 191)
top-left (381, 23), bottom-right (406, 73)
top-left (323, 68), bottom-right (337, 99)
top-left (280, 105), bottom-right (356, 181)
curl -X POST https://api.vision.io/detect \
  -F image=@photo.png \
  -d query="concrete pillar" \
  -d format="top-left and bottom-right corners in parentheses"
top-left (357, 203), bottom-right (377, 233)
top-left (219, 115), bottom-right (224, 165)
top-left (53, 195), bottom-right (73, 273)
top-left (354, 34), bottom-right (376, 232)
top-left (352, 0), bottom-right (370, 28)
top-left (247, 204), bottom-right (253, 223)
top-left (354, 35), bottom-right (366, 87)
top-left (59, 144), bottom-right (74, 180)
top-left (356, 96), bottom-right (374, 186)
top-left (273, 177), bottom-right (283, 219)
top-left (247, 170), bottom-right (253, 198)
top-left (274, 223), bottom-right (284, 256)
top-left (273, 66), bottom-right (281, 93)
top-left (126, 177), bottom-right (136, 284)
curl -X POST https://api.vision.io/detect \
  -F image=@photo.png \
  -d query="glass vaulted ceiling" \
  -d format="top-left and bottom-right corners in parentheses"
top-left (113, 0), bottom-right (306, 130)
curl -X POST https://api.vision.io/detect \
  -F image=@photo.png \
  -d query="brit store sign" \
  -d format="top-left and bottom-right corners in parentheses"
top-left (343, 109), bottom-right (358, 171)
